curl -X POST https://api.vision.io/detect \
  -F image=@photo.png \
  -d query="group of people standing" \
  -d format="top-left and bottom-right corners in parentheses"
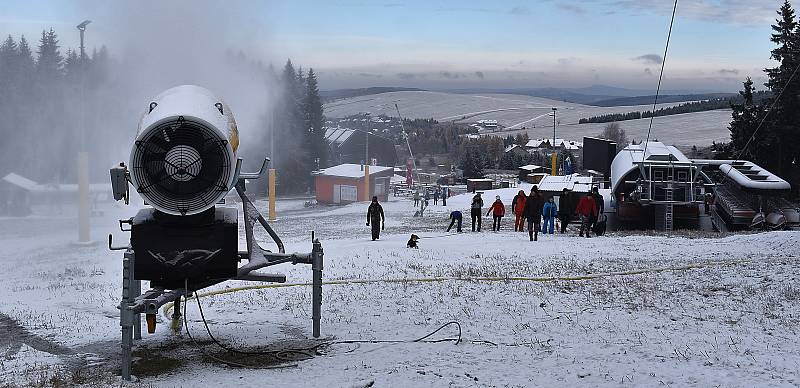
top-left (449, 185), bottom-right (605, 240)
top-left (372, 185), bottom-right (606, 242)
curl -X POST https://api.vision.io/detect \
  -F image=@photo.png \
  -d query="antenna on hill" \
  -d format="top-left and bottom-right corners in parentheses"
top-left (395, 103), bottom-right (419, 186)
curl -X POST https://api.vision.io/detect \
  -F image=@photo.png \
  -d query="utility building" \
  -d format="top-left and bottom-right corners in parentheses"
top-left (314, 164), bottom-right (394, 204)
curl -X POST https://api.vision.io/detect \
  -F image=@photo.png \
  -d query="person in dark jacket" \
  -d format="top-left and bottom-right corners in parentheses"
top-left (511, 189), bottom-right (527, 232)
top-left (470, 192), bottom-right (484, 232)
top-left (433, 189), bottom-right (440, 205)
top-left (447, 210), bottom-right (463, 232)
top-left (366, 196), bottom-right (385, 241)
top-left (575, 190), bottom-right (597, 238)
top-left (487, 195), bottom-right (506, 231)
top-left (591, 186), bottom-right (604, 229)
top-left (523, 186), bottom-right (544, 241)
top-left (558, 188), bottom-right (572, 234)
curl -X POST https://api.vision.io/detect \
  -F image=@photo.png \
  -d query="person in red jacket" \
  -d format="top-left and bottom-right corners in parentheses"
top-left (487, 195), bottom-right (506, 231)
top-left (511, 190), bottom-right (526, 232)
top-left (575, 190), bottom-right (597, 238)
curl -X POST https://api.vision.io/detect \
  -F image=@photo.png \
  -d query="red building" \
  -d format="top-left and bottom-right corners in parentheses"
top-left (314, 164), bottom-right (394, 204)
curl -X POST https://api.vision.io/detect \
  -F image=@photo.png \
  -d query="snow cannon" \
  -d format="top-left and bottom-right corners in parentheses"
top-left (129, 85), bottom-right (239, 216)
top-left (108, 85), bottom-right (324, 381)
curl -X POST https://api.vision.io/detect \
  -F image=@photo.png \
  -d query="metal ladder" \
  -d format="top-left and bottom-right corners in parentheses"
top-left (664, 188), bottom-right (674, 231)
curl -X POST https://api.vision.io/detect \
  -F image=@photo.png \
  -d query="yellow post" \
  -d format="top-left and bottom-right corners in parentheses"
top-left (77, 151), bottom-right (90, 242)
top-left (551, 152), bottom-right (558, 176)
top-left (268, 168), bottom-right (277, 221)
top-left (364, 164), bottom-right (370, 201)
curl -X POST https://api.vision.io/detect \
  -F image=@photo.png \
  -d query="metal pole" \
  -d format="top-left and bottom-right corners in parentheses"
top-left (76, 21), bottom-right (91, 244)
top-left (311, 238), bottom-right (323, 338)
top-left (120, 250), bottom-right (134, 381)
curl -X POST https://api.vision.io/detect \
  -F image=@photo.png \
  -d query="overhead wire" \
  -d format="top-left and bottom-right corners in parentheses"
top-left (639, 0), bottom-right (679, 176)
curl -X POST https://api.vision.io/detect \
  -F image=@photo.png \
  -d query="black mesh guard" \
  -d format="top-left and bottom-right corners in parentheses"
top-left (131, 118), bottom-right (231, 215)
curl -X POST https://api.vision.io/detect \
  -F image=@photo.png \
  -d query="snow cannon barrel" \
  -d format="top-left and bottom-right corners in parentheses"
top-left (129, 85), bottom-right (240, 216)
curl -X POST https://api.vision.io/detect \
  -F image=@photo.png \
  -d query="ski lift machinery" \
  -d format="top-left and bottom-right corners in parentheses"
top-left (108, 85), bottom-right (324, 381)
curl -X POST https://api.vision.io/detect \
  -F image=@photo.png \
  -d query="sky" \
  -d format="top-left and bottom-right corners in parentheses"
top-left (0, 0), bottom-right (789, 92)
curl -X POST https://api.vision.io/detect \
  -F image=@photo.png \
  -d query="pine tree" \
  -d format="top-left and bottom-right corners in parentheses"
top-left (763, 0), bottom-right (800, 175)
top-left (304, 68), bottom-right (327, 170)
top-left (36, 29), bottom-right (63, 82)
top-left (729, 77), bottom-right (765, 162)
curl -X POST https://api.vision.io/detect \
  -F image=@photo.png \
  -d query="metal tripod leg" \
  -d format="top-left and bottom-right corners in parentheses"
top-left (132, 274), bottom-right (141, 340)
top-left (120, 250), bottom-right (135, 381)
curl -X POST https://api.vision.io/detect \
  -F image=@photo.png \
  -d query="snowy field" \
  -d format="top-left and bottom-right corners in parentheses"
top-left (323, 91), bottom-right (732, 147)
top-left (1, 192), bottom-right (799, 387)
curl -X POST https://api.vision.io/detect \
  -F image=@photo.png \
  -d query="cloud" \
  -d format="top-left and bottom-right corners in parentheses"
top-left (396, 72), bottom-right (416, 79)
top-left (644, 67), bottom-right (653, 76)
top-left (440, 71), bottom-right (462, 79)
top-left (557, 57), bottom-right (580, 66)
top-left (718, 68), bottom-right (740, 75)
top-left (358, 72), bottom-right (383, 78)
top-left (605, 0), bottom-right (776, 26)
top-left (633, 54), bottom-right (663, 65)
top-left (509, 6), bottom-right (531, 15)
top-left (474, 71), bottom-right (485, 79)
top-left (557, 3), bottom-right (586, 15)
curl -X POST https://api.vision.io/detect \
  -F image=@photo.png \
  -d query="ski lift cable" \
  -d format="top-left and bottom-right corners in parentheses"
top-left (640, 0), bottom-right (679, 174)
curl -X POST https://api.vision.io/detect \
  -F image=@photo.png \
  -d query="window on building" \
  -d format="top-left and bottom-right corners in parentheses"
top-left (653, 169), bottom-right (664, 181)
top-left (341, 185), bottom-right (358, 202)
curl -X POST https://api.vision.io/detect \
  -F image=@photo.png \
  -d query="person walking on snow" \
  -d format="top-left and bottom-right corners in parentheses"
top-left (511, 189), bottom-right (527, 232)
top-left (447, 210), bottom-right (463, 232)
top-left (591, 186), bottom-right (604, 230)
top-left (366, 196), bottom-right (385, 241)
top-left (523, 186), bottom-right (544, 241)
top-left (413, 190), bottom-right (420, 207)
top-left (541, 197), bottom-right (558, 235)
top-left (470, 192), bottom-right (484, 232)
top-left (575, 190), bottom-right (597, 238)
top-left (433, 189), bottom-right (440, 205)
top-left (558, 188), bottom-right (572, 234)
top-left (487, 195), bottom-right (506, 232)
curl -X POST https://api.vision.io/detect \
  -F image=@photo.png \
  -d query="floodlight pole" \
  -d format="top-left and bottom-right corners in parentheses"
top-left (76, 19), bottom-right (91, 244)
top-left (551, 107), bottom-right (558, 175)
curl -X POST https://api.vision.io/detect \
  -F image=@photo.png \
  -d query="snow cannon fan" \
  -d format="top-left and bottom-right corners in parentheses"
top-left (129, 85), bottom-right (238, 217)
top-left (108, 85), bottom-right (324, 381)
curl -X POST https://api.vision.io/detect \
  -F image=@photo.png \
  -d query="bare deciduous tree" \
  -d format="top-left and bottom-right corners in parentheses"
top-left (599, 122), bottom-right (628, 153)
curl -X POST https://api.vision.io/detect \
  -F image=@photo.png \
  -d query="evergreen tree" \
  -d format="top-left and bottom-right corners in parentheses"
top-left (762, 0), bottom-right (800, 175)
top-left (304, 68), bottom-right (327, 169)
top-left (729, 77), bottom-right (765, 162)
top-left (36, 29), bottom-right (63, 82)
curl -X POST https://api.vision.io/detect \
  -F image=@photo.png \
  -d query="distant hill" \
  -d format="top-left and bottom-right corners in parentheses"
top-left (590, 93), bottom-right (737, 107)
top-left (320, 87), bottom-right (426, 102)
top-left (444, 85), bottom-right (734, 106)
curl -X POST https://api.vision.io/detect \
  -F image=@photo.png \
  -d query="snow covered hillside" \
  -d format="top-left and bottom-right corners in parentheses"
top-left (0, 196), bottom-right (798, 387)
top-left (323, 91), bottom-right (731, 146)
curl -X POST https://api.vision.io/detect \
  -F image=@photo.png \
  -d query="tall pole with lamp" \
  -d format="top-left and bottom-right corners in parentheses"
top-left (364, 113), bottom-right (371, 201)
top-left (551, 107), bottom-right (558, 176)
top-left (76, 20), bottom-right (91, 244)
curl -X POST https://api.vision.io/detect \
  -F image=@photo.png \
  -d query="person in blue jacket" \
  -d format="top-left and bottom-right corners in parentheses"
top-left (541, 197), bottom-right (558, 235)
top-left (447, 210), bottom-right (463, 232)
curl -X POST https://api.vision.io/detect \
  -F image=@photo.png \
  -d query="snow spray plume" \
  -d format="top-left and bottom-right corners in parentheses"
top-left (82, 0), bottom-right (278, 178)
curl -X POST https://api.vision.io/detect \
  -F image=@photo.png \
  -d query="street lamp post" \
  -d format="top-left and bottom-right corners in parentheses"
top-left (364, 113), bottom-right (371, 201)
top-left (551, 107), bottom-right (558, 175)
top-left (76, 19), bottom-right (91, 244)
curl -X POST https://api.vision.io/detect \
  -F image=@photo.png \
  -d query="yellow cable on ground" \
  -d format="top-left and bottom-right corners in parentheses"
top-left (161, 257), bottom-right (786, 319)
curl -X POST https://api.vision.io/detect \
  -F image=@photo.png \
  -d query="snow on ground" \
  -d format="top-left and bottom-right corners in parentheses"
top-left (323, 91), bottom-right (731, 147)
top-left (0, 195), bottom-right (799, 387)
